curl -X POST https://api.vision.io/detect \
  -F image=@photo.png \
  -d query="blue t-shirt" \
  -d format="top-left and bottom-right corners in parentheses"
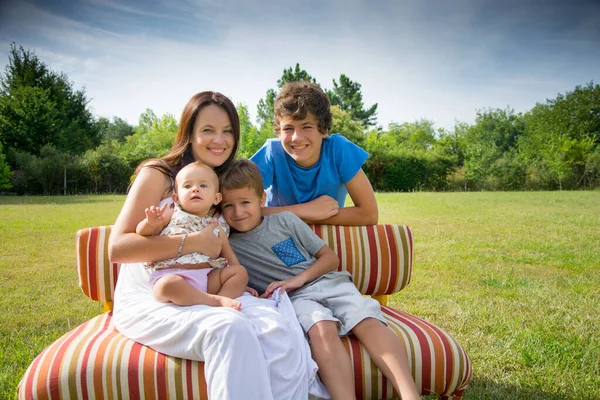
top-left (250, 133), bottom-right (369, 207)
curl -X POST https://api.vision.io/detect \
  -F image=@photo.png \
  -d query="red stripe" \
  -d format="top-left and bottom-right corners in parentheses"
top-left (48, 322), bottom-right (90, 398)
top-left (384, 225), bottom-right (399, 293)
top-left (88, 228), bottom-right (99, 300)
top-left (79, 314), bottom-right (112, 400)
top-left (334, 225), bottom-right (343, 271)
top-left (127, 341), bottom-right (142, 399)
top-left (111, 262), bottom-right (119, 296)
top-left (21, 337), bottom-right (47, 399)
top-left (365, 226), bottom-right (378, 294)
top-left (382, 307), bottom-right (432, 393)
top-left (186, 359), bottom-right (194, 399)
top-left (156, 352), bottom-right (167, 398)
top-left (348, 337), bottom-right (364, 399)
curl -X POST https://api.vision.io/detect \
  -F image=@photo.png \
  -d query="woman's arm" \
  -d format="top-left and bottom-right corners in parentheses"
top-left (219, 230), bottom-right (241, 266)
top-left (108, 166), bottom-right (223, 263)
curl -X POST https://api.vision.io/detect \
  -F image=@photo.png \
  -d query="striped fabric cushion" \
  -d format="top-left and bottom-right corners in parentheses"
top-left (310, 224), bottom-right (413, 295)
top-left (77, 226), bottom-right (118, 303)
top-left (18, 310), bottom-right (470, 400)
top-left (75, 224), bottom-right (413, 303)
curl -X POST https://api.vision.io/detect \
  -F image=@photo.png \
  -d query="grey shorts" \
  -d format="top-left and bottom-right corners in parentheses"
top-left (290, 274), bottom-right (386, 336)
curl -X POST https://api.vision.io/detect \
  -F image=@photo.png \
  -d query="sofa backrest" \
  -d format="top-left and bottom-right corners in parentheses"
top-left (76, 224), bottom-right (413, 304)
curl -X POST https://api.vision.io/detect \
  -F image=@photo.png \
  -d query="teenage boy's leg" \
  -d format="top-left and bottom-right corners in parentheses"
top-left (352, 319), bottom-right (421, 400)
top-left (210, 264), bottom-right (248, 299)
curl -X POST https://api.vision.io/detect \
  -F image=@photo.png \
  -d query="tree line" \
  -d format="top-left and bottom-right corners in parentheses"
top-left (1, 44), bottom-right (599, 195)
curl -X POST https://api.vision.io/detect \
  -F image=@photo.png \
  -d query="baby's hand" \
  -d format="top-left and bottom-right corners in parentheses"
top-left (144, 202), bottom-right (168, 228)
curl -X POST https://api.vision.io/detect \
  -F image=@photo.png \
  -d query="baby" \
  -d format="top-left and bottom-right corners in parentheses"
top-left (136, 161), bottom-right (248, 310)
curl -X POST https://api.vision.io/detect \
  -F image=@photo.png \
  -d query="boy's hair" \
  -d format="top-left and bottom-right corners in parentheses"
top-left (174, 161), bottom-right (219, 193)
top-left (220, 159), bottom-right (264, 198)
top-left (274, 81), bottom-right (332, 135)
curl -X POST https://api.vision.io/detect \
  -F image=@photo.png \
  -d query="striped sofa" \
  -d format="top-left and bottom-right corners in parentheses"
top-left (18, 225), bottom-right (471, 399)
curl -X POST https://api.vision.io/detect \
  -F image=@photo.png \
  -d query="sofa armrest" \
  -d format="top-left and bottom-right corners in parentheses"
top-left (76, 226), bottom-right (119, 309)
top-left (309, 224), bottom-right (413, 296)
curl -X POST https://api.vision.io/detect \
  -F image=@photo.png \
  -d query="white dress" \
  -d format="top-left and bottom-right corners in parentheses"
top-left (113, 199), bottom-right (329, 400)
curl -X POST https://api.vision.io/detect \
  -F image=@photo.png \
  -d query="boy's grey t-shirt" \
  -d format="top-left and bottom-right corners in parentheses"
top-left (229, 211), bottom-right (347, 294)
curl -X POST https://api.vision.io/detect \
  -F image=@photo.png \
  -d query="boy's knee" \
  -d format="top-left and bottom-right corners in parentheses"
top-left (308, 320), bottom-right (339, 343)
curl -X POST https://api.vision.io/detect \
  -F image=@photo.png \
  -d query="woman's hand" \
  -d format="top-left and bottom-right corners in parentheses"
top-left (187, 222), bottom-right (223, 259)
top-left (261, 276), bottom-right (307, 298)
top-left (245, 286), bottom-right (259, 297)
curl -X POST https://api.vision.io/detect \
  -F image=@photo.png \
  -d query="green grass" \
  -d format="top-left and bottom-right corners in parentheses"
top-left (1, 192), bottom-right (599, 399)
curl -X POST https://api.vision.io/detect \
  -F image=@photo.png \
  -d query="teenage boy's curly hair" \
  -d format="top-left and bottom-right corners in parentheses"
top-left (274, 81), bottom-right (332, 135)
top-left (220, 159), bottom-right (264, 198)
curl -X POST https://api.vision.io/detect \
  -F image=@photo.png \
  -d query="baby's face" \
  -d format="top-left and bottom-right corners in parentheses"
top-left (174, 165), bottom-right (221, 215)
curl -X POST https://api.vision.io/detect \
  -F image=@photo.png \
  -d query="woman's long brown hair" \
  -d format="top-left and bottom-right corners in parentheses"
top-left (130, 91), bottom-right (240, 194)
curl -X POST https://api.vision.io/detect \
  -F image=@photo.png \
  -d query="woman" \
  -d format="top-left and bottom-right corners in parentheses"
top-left (109, 92), bottom-right (326, 400)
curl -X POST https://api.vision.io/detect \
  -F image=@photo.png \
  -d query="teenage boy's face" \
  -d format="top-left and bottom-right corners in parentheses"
top-left (278, 112), bottom-right (327, 168)
top-left (221, 187), bottom-right (266, 233)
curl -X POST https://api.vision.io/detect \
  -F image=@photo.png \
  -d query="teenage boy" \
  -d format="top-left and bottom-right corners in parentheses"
top-left (250, 81), bottom-right (378, 226)
top-left (219, 159), bottom-right (420, 400)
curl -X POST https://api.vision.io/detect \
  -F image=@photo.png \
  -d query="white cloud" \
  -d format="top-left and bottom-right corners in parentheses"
top-left (1, 0), bottom-right (598, 130)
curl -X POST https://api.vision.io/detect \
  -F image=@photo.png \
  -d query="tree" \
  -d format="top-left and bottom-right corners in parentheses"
top-left (96, 116), bottom-right (135, 143)
top-left (0, 143), bottom-right (12, 190)
top-left (0, 43), bottom-right (99, 155)
top-left (328, 74), bottom-right (378, 127)
top-left (330, 106), bottom-right (366, 147)
top-left (518, 82), bottom-right (599, 189)
top-left (256, 63), bottom-right (319, 131)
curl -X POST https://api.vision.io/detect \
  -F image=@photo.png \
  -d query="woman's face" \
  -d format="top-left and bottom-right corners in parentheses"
top-left (190, 104), bottom-right (235, 168)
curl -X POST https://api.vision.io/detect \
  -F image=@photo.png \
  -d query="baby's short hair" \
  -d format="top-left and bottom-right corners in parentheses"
top-left (175, 161), bottom-right (219, 192)
top-left (219, 159), bottom-right (264, 198)
top-left (274, 81), bottom-right (332, 135)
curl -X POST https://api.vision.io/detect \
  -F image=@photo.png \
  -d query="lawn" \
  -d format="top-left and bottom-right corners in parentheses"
top-left (1, 192), bottom-right (599, 399)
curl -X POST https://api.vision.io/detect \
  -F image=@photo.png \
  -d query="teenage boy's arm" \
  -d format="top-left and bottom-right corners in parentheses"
top-left (262, 244), bottom-right (339, 298)
top-left (312, 169), bottom-right (379, 225)
top-left (268, 169), bottom-right (378, 226)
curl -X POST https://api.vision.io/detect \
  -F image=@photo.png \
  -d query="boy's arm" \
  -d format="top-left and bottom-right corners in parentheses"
top-left (262, 244), bottom-right (338, 298)
top-left (305, 169), bottom-right (379, 226)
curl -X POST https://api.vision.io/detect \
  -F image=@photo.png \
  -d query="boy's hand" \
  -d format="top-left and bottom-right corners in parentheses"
top-left (261, 276), bottom-right (306, 298)
top-left (245, 286), bottom-right (259, 297)
top-left (303, 195), bottom-right (339, 221)
top-left (144, 202), bottom-right (168, 228)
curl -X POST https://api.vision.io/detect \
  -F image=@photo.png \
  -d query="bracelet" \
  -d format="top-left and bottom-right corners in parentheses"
top-left (177, 233), bottom-right (188, 258)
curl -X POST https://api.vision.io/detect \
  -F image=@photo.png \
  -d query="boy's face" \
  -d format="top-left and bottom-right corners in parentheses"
top-left (173, 166), bottom-right (222, 215)
top-left (278, 112), bottom-right (327, 168)
top-left (221, 187), bottom-right (266, 232)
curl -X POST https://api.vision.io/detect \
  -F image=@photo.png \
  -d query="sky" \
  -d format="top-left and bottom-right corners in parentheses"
top-left (0, 0), bottom-right (599, 131)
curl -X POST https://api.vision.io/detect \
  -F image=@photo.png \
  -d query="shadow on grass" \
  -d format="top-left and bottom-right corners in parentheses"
top-left (460, 377), bottom-right (588, 400)
top-left (0, 195), bottom-right (124, 205)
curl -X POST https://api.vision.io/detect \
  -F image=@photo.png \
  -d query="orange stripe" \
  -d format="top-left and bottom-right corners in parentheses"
top-left (376, 225), bottom-right (391, 295)
top-left (76, 228), bottom-right (91, 299)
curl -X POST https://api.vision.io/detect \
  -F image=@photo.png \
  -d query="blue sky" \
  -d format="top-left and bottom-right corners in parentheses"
top-left (1, 0), bottom-right (599, 131)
